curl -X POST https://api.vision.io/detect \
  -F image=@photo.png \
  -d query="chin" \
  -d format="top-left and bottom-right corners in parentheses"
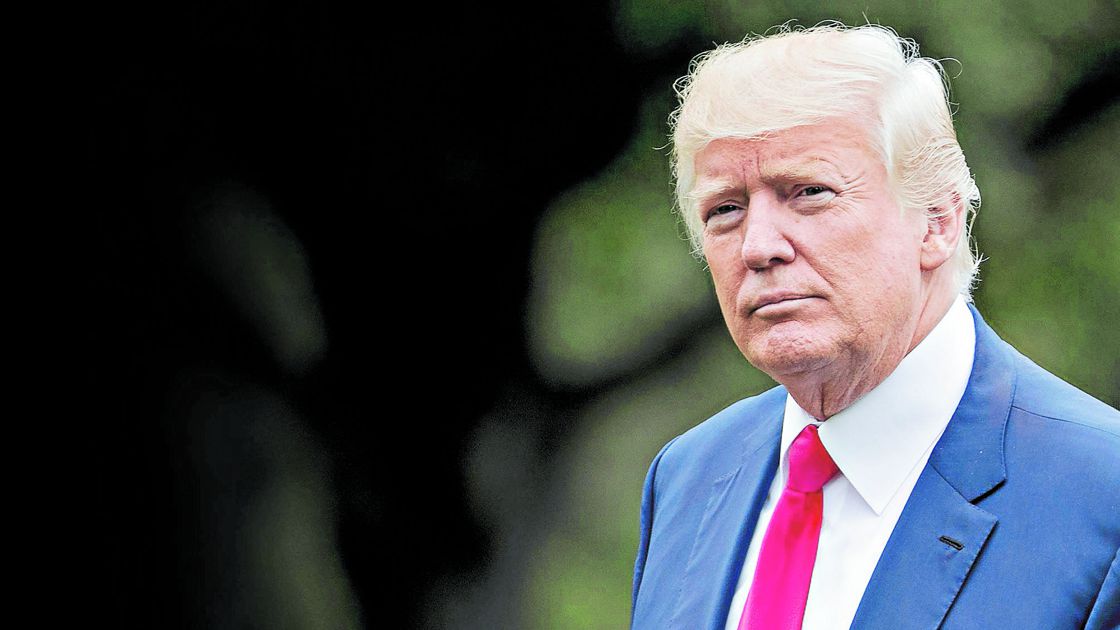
top-left (740, 325), bottom-right (838, 380)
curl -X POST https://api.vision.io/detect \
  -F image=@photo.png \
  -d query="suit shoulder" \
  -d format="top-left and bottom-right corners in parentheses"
top-left (1008, 346), bottom-right (1120, 440)
top-left (672, 384), bottom-right (784, 452)
top-left (655, 385), bottom-right (784, 479)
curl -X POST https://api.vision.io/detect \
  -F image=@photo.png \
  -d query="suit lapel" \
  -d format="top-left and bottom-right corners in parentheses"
top-left (671, 399), bottom-right (783, 630)
top-left (852, 305), bottom-right (1015, 629)
top-left (849, 464), bottom-right (998, 628)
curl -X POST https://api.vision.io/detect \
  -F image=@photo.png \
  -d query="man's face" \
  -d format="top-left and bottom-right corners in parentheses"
top-left (693, 117), bottom-right (929, 383)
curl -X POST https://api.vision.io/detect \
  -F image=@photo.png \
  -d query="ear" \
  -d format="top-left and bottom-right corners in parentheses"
top-left (920, 192), bottom-right (966, 272)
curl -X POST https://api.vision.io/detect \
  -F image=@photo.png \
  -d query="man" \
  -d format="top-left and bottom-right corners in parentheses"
top-left (630, 24), bottom-right (1119, 630)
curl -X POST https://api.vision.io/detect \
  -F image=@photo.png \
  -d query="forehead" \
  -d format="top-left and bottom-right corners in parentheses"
top-left (693, 119), bottom-right (882, 185)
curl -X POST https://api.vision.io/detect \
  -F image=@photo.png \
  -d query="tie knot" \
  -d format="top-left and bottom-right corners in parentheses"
top-left (786, 424), bottom-right (838, 493)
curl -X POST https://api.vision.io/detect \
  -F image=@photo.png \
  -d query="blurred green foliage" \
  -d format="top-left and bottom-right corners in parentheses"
top-left (520, 1), bottom-right (1119, 627)
top-left (527, 101), bottom-right (712, 387)
top-left (526, 328), bottom-right (775, 628)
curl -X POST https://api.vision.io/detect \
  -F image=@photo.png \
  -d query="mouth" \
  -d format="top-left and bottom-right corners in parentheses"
top-left (748, 293), bottom-right (819, 316)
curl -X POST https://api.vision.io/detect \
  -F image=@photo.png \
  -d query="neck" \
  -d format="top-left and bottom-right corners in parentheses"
top-left (785, 287), bottom-right (959, 420)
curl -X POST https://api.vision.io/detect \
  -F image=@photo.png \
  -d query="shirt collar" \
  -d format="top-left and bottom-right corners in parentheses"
top-left (779, 295), bottom-right (976, 514)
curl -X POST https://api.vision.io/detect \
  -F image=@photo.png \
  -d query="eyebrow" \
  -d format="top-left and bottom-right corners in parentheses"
top-left (688, 158), bottom-right (845, 206)
top-left (763, 160), bottom-right (840, 183)
top-left (759, 153), bottom-right (848, 185)
top-left (685, 177), bottom-right (739, 207)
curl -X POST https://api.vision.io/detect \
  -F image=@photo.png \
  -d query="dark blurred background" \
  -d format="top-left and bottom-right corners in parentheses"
top-left (78, 1), bottom-right (1118, 628)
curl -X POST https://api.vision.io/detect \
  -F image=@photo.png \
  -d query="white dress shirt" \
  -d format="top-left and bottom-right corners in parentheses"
top-left (725, 296), bottom-right (977, 630)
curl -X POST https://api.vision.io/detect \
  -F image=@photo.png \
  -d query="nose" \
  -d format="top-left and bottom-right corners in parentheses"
top-left (740, 197), bottom-right (795, 271)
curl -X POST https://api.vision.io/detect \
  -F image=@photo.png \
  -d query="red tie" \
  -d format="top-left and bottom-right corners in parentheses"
top-left (739, 424), bottom-right (839, 630)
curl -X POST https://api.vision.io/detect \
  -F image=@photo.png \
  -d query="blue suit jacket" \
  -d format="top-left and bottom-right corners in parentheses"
top-left (632, 306), bottom-right (1120, 629)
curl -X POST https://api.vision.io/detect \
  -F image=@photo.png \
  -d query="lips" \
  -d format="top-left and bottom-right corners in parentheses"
top-left (747, 292), bottom-right (818, 315)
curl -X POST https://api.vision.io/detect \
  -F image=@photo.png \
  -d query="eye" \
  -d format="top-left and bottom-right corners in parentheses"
top-left (798, 185), bottom-right (832, 197)
top-left (704, 203), bottom-right (742, 224)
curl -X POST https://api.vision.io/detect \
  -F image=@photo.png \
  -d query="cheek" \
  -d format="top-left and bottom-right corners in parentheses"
top-left (808, 221), bottom-right (921, 302)
top-left (853, 246), bottom-right (925, 318)
top-left (704, 242), bottom-right (744, 300)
